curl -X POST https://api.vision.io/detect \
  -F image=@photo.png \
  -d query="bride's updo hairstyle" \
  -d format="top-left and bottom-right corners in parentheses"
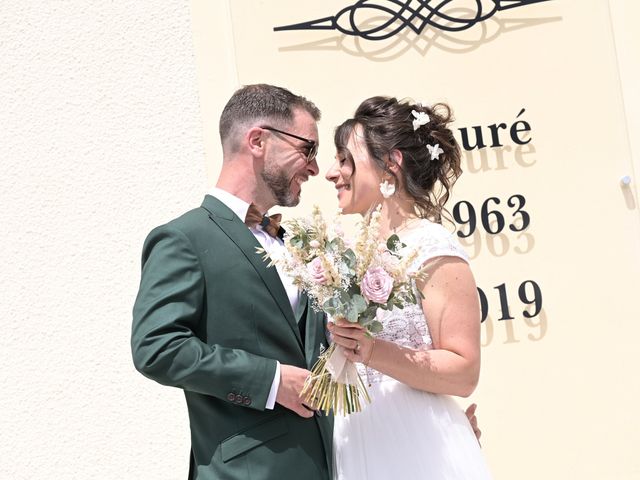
top-left (335, 96), bottom-right (462, 223)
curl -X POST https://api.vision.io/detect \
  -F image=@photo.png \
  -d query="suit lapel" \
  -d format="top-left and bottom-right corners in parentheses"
top-left (298, 294), bottom-right (314, 368)
top-left (201, 195), bottom-right (303, 351)
top-left (299, 293), bottom-right (329, 369)
top-left (294, 291), bottom-right (308, 323)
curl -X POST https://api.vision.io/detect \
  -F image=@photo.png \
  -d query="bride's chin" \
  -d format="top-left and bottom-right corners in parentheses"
top-left (339, 205), bottom-right (355, 215)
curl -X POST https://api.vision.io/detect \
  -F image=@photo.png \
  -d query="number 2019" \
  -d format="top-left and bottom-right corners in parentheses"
top-left (477, 280), bottom-right (542, 322)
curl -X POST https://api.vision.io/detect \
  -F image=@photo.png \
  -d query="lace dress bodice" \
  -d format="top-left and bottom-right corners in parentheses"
top-left (358, 220), bottom-right (469, 384)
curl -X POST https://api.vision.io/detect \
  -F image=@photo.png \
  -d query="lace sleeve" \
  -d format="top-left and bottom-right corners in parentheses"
top-left (407, 222), bottom-right (469, 270)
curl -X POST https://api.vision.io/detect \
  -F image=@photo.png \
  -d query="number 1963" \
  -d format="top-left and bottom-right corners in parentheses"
top-left (454, 194), bottom-right (530, 237)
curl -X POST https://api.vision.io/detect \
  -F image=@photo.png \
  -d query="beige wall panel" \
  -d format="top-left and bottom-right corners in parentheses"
top-left (610, 0), bottom-right (640, 205)
top-left (192, 1), bottom-right (640, 478)
top-left (191, 0), bottom-right (239, 185)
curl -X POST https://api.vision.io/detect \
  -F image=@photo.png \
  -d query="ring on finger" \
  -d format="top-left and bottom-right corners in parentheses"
top-left (354, 341), bottom-right (361, 352)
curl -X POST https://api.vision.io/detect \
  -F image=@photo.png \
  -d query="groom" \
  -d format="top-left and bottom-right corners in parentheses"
top-left (132, 84), bottom-right (482, 480)
top-left (132, 84), bottom-right (332, 479)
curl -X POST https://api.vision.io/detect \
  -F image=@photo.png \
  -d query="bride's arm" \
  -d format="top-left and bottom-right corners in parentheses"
top-left (329, 256), bottom-right (481, 397)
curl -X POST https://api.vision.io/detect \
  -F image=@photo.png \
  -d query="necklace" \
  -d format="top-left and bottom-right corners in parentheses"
top-left (391, 216), bottom-right (422, 236)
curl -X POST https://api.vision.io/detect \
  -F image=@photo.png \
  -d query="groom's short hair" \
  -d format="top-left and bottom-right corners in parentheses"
top-left (219, 84), bottom-right (321, 153)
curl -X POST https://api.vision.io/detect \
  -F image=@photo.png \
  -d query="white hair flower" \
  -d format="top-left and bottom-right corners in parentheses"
top-left (427, 143), bottom-right (444, 161)
top-left (411, 110), bottom-right (430, 131)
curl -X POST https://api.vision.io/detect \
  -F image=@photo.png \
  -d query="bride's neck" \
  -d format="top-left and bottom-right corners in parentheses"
top-left (378, 194), bottom-right (419, 238)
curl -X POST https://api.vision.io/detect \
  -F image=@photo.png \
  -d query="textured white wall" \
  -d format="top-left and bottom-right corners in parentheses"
top-left (1, 2), bottom-right (203, 478)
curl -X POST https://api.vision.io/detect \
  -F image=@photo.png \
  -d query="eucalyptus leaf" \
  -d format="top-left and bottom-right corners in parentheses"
top-left (339, 290), bottom-right (351, 304)
top-left (329, 238), bottom-right (342, 253)
top-left (368, 321), bottom-right (383, 334)
top-left (351, 294), bottom-right (368, 314)
top-left (346, 305), bottom-right (359, 323)
top-left (344, 249), bottom-right (356, 269)
top-left (363, 305), bottom-right (378, 320)
top-left (324, 297), bottom-right (338, 311)
top-left (386, 234), bottom-right (401, 251)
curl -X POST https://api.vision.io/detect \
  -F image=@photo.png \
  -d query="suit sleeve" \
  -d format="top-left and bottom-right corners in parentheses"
top-left (131, 225), bottom-right (277, 410)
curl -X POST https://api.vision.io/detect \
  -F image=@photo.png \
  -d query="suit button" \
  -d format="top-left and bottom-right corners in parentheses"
top-left (235, 395), bottom-right (244, 404)
top-left (227, 393), bottom-right (235, 402)
top-left (243, 397), bottom-right (252, 406)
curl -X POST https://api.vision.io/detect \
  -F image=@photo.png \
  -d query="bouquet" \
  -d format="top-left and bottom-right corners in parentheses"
top-left (259, 205), bottom-right (426, 415)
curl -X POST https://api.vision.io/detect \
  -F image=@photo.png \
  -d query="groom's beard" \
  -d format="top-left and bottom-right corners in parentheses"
top-left (261, 166), bottom-right (300, 207)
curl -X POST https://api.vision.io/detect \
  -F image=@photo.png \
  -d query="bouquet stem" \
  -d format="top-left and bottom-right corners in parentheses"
top-left (301, 343), bottom-right (371, 416)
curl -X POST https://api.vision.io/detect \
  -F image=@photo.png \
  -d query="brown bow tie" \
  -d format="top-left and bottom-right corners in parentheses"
top-left (244, 203), bottom-right (284, 239)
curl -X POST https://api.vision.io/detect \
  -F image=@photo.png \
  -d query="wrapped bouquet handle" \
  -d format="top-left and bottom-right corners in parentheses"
top-left (301, 343), bottom-right (370, 415)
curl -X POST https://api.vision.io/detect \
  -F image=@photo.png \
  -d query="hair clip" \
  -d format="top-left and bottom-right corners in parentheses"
top-left (427, 143), bottom-right (444, 161)
top-left (411, 110), bottom-right (430, 131)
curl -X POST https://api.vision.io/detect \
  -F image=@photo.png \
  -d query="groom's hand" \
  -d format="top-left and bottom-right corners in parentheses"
top-left (465, 403), bottom-right (482, 445)
top-left (276, 364), bottom-right (315, 418)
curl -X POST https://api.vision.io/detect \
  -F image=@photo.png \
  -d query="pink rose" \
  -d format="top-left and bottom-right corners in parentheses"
top-left (361, 267), bottom-right (394, 304)
top-left (308, 257), bottom-right (328, 285)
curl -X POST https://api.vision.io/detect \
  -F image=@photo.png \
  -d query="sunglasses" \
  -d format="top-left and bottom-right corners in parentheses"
top-left (260, 125), bottom-right (318, 163)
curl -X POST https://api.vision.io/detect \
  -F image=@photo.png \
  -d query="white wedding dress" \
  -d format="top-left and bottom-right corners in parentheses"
top-left (333, 220), bottom-right (493, 479)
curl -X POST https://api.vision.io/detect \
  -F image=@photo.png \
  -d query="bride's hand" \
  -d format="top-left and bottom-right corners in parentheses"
top-left (327, 319), bottom-right (375, 365)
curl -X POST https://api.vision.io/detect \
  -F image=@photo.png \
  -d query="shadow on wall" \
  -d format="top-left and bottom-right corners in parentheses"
top-left (620, 176), bottom-right (637, 210)
top-left (273, 0), bottom-right (562, 62)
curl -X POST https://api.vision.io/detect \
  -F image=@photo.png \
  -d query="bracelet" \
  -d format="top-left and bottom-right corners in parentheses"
top-left (364, 338), bottom-right (376, 366)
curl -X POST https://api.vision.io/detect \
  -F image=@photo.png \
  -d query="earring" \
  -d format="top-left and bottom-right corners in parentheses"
top-left (379, 179), bottom-right (395, 199)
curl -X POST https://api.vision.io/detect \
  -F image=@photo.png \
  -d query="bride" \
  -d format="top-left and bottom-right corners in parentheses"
top-left (324, 96), bottom-right (493, 479)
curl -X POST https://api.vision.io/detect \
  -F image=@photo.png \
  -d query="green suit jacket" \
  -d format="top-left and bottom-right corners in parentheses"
top-left (132, 195), bottom-right (332, 480)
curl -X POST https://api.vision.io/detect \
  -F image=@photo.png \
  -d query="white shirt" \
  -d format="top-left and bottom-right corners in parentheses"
top-left (209, 187), bottom-right (300, 409)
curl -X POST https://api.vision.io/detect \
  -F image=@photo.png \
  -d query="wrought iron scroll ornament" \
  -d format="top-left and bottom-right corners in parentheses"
top-left (274, 0), bottom-right (552, 40)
